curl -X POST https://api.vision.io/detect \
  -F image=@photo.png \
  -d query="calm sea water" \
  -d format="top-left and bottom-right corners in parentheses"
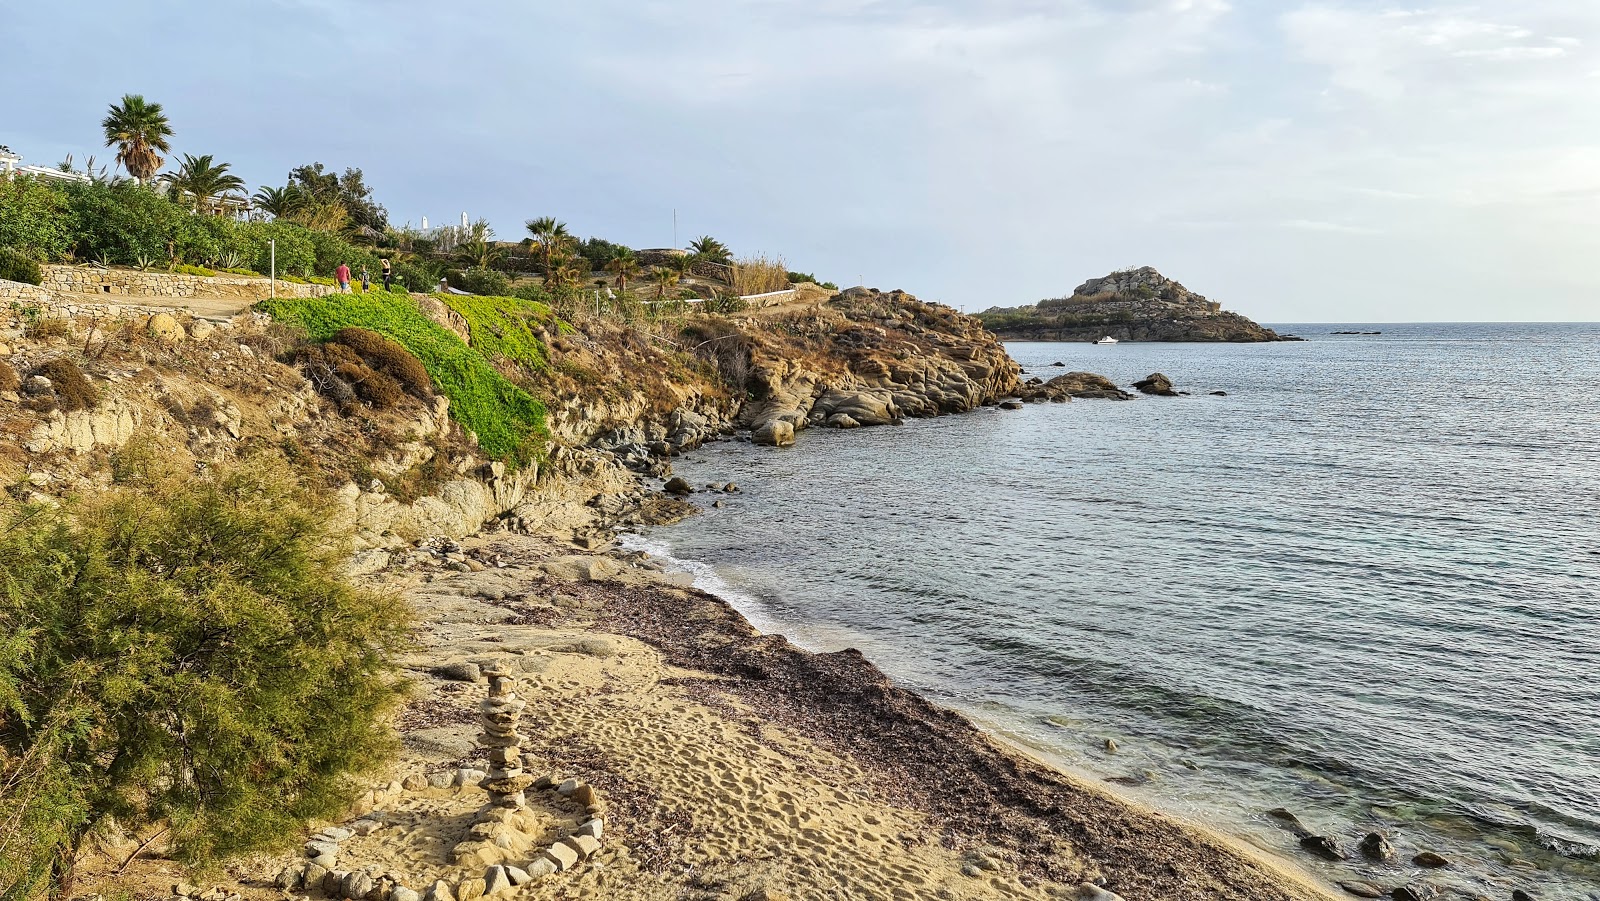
top-left (624, 324), bottom-right (1600, 900)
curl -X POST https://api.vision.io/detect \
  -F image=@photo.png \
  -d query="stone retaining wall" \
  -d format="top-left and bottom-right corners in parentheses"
top-left (39, 265), bottom-right (334, 300)
top-left (0, 277), bottom-right (54, 304)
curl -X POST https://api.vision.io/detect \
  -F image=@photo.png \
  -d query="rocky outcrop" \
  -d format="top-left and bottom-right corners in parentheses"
top-left (1132, 373), bottom-right (1178, 396)
top-left (977, 267), bottom-right (1290, 343)
top-left (740, 288), bottom-right (1019, 443)
top-left (1019, 372), bottom-right (1132, 402)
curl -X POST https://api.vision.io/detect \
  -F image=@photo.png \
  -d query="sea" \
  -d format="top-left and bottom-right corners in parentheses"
top-left (621, 323), bottom-right (1600, 901)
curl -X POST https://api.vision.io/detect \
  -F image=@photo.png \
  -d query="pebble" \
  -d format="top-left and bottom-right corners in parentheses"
top-left (577, 818), bottom-right (604, 839)
top-left (315, 826), bottom-right (354, 842)
top-left (303, 865), bottom-right (329, 892)
top-left (1104, 738), bottom-right (1118, 753)
top-left (342, 871), bottom-right (373, 901)
top-left (427, 771), bottom-right (456, 789)
top-left (390, 889), bottom-right (419, 901)
top-left (524, 858), bottom-right (557, 878)
top-left (571, 783), bottom-right (596, 806)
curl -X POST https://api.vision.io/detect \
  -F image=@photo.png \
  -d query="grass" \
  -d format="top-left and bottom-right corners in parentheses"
top-left (171, 263), bottom-right (216, 277)
top-left (258, 291), bottom-right (548, 465)
top-left (439, 293), bottom-right (569, 369)
top-left (729, 254), bottom-right (789, 296)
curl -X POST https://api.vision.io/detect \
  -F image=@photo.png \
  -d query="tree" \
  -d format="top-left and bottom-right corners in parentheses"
top-left (162, 154), bottom-right (245, 213)
top-left (689, 235), bottom-right (731, 265)
top-left (667, 253), bottom-right (694, 282)
top-left (606, 247), bottom-right (639, 292)
top-left (280, 163), bottom-right (387, 232)
top-left (524, 217), bottom-right (572, 277)
top-left (252, 185), bottom-right (301, 219)
top-left (101, 94), bottom-right (174, 184)
top-left (652, 265), bottom-right (678, 300)
top-left (543, 251), bottom-right (585, 294)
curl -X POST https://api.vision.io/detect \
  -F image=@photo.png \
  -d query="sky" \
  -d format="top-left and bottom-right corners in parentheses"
top-left (3, 0), bottom-right (1599, 322)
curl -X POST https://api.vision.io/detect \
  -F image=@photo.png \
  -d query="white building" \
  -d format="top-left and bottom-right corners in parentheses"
top-left (0, 144), bottom-right (91, 183)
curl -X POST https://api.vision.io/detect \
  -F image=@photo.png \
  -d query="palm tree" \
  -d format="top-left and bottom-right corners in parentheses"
top-left (456, 237), bottom-right (504, 269)
top-left (607, 247), bottom-right (640, 292)
top-left (689, 235), bottom-right (731, 265)
top-left (252, 185), bottom-right (299, 218)
top-left (667, 253), bottom-right (695, 282)
top-left (524, 217), bottom-right (573, 276)
top-left (652, 266), bottom-right (678, 300)
top-left (543, 251), bottom-right (585, 294)
top-left (163, 154), bottom-right (246, 212)
top-left (102, 94), bottom-right (174, 184)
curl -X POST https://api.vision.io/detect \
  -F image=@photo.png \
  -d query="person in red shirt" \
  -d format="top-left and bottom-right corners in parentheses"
top-left (335, 262), bottom-right (351, 294)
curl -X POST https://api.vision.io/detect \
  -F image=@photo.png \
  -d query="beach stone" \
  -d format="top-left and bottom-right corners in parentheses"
top-left (1104, 738), bottom-right (1118, 753)
top-left (322, 870), bottom-right (347, 896)
top-left (309, 851), bottom-right (338, 871)
top-left (275, 864), bottom-right (306, 890)
top-left (306, 840), bottom-right (340, 858)
top-left (422, 881), bottom-right (455, 901)
top-left (571, 783), bottom-right (597, 805)
top-left (1077, 885), bottom-right (1127, 901)
top-left (455, 878), bottom-right (486, 901)
top-left (577, 818), bottom-right (603, 839)
top-left (524, 859), bottom-right (556, 879)
top-left (1267, 808), bottom-right (1312, 837)
top-left (1391, 887), bottom-right (1431, 901)
top-left (533, 774), bottom-right (555, 790)
top-left (1133, 372), bottom-right (1177, 396)
top-left (481, 866), bottom-right (512, 896)
top-left (1339, 883), bottom-right (1386, 899)
top-left (502, 867), bottom-right (531, 887)
top-left (1300, 834), bottom-right (1347, 860)
top-left (342, 871), bottom-right (373, 901)
top-left (557, 778), bottom-right (580, 796)
top-left (456, 768), bottom-right (487, 787)
top-left (1360, 832), bottom-right (1396, 861)
top-left (563, 834), bottom-right (601, 858)
top-left (753, 420), bottom-right (794, 448)
top-left (540, 842), bottom-right (580, 872)
top-left (171, 884), bottom-right (198, 897)
top-left (664, 477), bottom-right (693, 495)
top-left (997, 401), bottom-right (1022, 411)
top-left (403, 774), bottom-right (428, 791)
top-left (351, 818), bottom-right (383, 836)
top-left (427, 770), bottom-right (455, 789)
top-left (304, 865), bottom-right (329, 891)
top-left (959, 864), bottom-right (982, 878)
top-left (390, 889), bottom-right (419, 901)
top-left (1412, 851), bottom-right (1449, 868)
top-left (316, 826), bottom-right (354, 842)
top-left (1511, 892), bottom-right (1535, 901)
top-left (433, 662), bottom-right (481, 682)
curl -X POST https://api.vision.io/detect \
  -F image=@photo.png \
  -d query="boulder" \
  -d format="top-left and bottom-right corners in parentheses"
top-left (999, 400), bottom-right (1023, 410)
top-left (753, 420), bottom-right (795, 448)
top-left (147, 313), bottom-right (185, 344)
top-left (422, 881), bottom-right (455, 901)
top-left (1391, 887), bottom-right (1429, 901)
top-left (663, 476), bottom-right (694, 495)
top-left (432, 662), bottom-right (481, 683)
top-left (1045, 372), bottom-right (1130, 400)
top-left (827, 413), bottom-right (861, 428)
top-left (1266, 808), bottom-right (1312, 838)
top-left (1299, 834), bottom-right (1346, 860)
top-left (1360, 832), bottom-right (1395, 861)
top-left (1338, 882), bottom-right (1385, 899)
top-left (1132, 372), bottom-right (1178, 396)
top-left (188, 319), bottom-right (217, 340)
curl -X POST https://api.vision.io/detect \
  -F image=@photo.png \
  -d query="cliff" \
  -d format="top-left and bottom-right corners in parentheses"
top-left (976, 267), bottom-right (1290, 342)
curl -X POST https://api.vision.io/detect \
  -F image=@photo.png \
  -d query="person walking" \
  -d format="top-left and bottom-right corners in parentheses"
top-left (335, 262), bottom-right (352, 294)
top-left (360, 265), bottom-right (371, 293)
top-left (380, 257), bottom-right (393, 291)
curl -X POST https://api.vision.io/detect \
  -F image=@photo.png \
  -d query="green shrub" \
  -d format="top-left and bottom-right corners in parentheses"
top-left (259, 291), bottom-right (548, 464)
top-left (28, 359), bottom-right (98, 412)
top-left (0, 463), bottom-right (408, 894)
top-left (575, 237), bottom-right (632, 272)
top-left (394, 258), bottom-right (443, 293)
top-left (452, 266), bottom-right (510, 297)
top-left (62, 180), bottom-right (186, 266)
top-left (0, 176), bottom-right (72, 262)
top-left (511, 282), bottom-right (553, 305)
top-left (786, 270), bottom-right (837, 289)
top-left (0, 247), bottom-right (44, 286)
top-left (171, 263), bottom-right (216, 277)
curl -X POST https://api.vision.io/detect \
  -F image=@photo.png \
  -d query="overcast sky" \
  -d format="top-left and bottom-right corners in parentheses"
top-left (4, 1), bottom-right (1598, 321)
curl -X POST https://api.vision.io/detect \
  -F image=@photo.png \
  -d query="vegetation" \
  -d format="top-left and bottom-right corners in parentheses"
top-left (0, 359), bottom-right (17, 394)
top-left (689, 236), bottom-right (731, 265)
top-left (161, 154), bottom-right (245, 213)
top-left (575, 237), bottom-right (631, 272)
top-left (729, 254), bottom-right (789, 296)
top-left (28, 359), bottom-right (99, 412)
top-left (787, 271), bottom-right (838, 290)
top-left (0, 247), bottom-right (43, 286)
top-left (259, 291), bottom-right (549, 464)
top-left (0, 462), bottom-right (409, 897)
top-left (100, 94), bottom-right (173, 184)
top-left (451, 266), bottom-right (510, 297)
top-left (524, 217), bottom-right (573, 275)
top-left (0, 178), bottom-right (72, 262)
top-left (606, 247), bottom-right (639, 292)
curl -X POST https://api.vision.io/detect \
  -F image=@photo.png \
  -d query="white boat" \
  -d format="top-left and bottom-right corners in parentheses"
top-left (1095, 336), bottom-right (1119, 345)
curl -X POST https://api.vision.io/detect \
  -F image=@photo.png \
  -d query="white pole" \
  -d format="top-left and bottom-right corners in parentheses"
top-left (673, 209), bottom-right (678, 249)
top-left (270, 239), bottom-right (276, 299)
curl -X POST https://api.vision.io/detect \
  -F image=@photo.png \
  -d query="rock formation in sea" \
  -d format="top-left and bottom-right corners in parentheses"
top-left (976, 266), bottom-right (1290, 342)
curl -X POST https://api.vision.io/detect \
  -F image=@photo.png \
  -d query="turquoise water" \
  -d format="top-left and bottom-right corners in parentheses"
top-left (625, 324), bottom-right (1600, 900)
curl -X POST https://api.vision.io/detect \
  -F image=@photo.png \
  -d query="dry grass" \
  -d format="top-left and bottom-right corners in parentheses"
top-left (728, 254), bottom-right (789, 296)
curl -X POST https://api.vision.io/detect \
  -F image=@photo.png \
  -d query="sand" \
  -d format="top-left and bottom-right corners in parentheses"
top-left (75, 532), bottom-right (1338, 901)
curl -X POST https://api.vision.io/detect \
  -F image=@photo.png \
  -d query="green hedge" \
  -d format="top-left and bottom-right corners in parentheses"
top-left (258, 291), bottom-right (548, 464)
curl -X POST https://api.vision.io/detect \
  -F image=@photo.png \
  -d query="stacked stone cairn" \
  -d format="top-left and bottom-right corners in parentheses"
top-left (479, 662), bottom-right (536, 809)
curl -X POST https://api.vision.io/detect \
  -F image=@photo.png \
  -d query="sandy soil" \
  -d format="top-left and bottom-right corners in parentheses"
top-left (75, 533), bottom-right (1337, 901)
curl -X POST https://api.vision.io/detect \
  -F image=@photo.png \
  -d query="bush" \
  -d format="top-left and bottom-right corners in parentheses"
top-left (0, 463), bottom-right (408, 894)
top-left (393, 258), bottom-right (443, 294)
top-left (511, 282), bottom-right (553, 305)
top-left (0, 247), bottom-right (44, 285)
top-left (452, 266), bottom-right (510, 297)
top-left (729, 254), bottom-right (788, 296)
top-left (333, 327), bottom-right (432, 398)
top-left (0, 176), bottom-right (72, 262)
top-left (259, 292), bottom-right (547, 464)
top-left (28, 359), bottom-right (98, 412)
top-left (439, 294), bottom-right (559, 369)
top-left (171, 263), bottom-right (216, 277)
top-left (575, 237), bottom-right (631, 273)
top-left (297, 341), bottom-right (404, 411)
top-left (786, 271), bottom-right (838, 290)
top-left (62, 180), bottom-right (186, 266)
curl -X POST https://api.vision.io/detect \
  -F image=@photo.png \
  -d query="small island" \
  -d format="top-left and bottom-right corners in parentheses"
top-left (976, 266), bottom-right (1292, 342)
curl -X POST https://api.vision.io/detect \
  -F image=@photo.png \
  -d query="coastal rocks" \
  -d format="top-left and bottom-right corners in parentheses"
top-left (1076, 885), bottom-right (1128, 901)
top-left (1299, 834), bottom-right (1347, 860)
top-left (1048, 372), bottom-right (1131, 400)
top-left (1338, 882), bottom-right (1386, 898)
top-left (1132, 373), bottom-right (1178, 397)
top-left (999, 400), bottom-right (1023, 411)
top-left (1360, 832), bottom-right (1396, 861)
top-left (1267, 808), bottom-right (1312, 837)
top-left (753, 420), bottom-right (795, 448)
top-left (1411, 851), bottom-right (1449, 868)
top-left (663, 476), bottom-right (694, 495)
top-left (1391, 886), bottom-right (1431, 901)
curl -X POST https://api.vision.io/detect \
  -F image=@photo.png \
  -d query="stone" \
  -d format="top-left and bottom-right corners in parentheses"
top-left (427, 770), bottom-right (455, 789)
top-left (998, 401), bottom-right (1023, 411)
top-left (1266, 808), bottom-right (1312, 837)
top-left (540, 841), bottom-right (580, 872)
top-left (1391, 887), bottom-right (1429, 901)
top-left (557, 778), bottom-right (580, 796)
top-left (524, 859), bottom-right (557, 879)
top-left (503, 866), bottom-right (531, 887)
top-left (342, 871), bottom-right (373, 901)
top-left (433, 662), bottom-right (481, 682)
top-left (1339, 883), bottom-right (1386, 899)
top-left (304, 864), bottom-right (330, 891)
top-left (663, 476), bottom-right (694, 495)
top-left (403, 774), bottom-right (428, 791)
top-left (351, 818), bottom-right (384, 836)
top-left (562, 834), bottom-right (601, 858)
top-left (577, 818), bottom-right (604, 839)
top-left (1132, 372), bottom-right (1178, 396)
top-left (481, 866), bottom-right (512, 896)
top-left (306, 840), bottom-right (341, 858)
top-left (723, 482), bottom-right (739, 492)
top-left (570, 783), bottom-right (597, 806)
top-left (1077, 886), bottom-right (1127, 901)
top-left (316, 826), bottom-right (355, 842)
top-left (960, 864), bottom-right (982, 878)
top-left (455, 878), bottom-right (486, 901)
top-left (23, 375), bottom-right (51, 394)
top-left (390, 889), bottom-right (419, 901)
top-left (1104, 738), bottom-right (1118, 752)
top-left (1360, 832), bottom-right (1395, 861)
top-left (1210, 390), bottom-right (1228, 396)
top-left (1511, 891), bottom-right (1535, 901)
top-left (188, 319), bottom-right (216, 340)
top-left (309, 852), bottom-right (338, 871)
top-left (1412, 851), bottom-right (1449, 868)
top-left (483, 774), bottom-right (536, 794)
top-left (753, 420), bottom-right (795, 448)
top-left (322, 870), bottom-right (347, 896)
top-left (147, 313), bottom-right (185, 344)
top-left (275, 864), bottom-right (306, 890)
top-left (1299, 834), bottom-right (1346, 860)
top-left (456, 768), bottom-right (488, 787)
top-left (422, 881), bottom-right (456, 901)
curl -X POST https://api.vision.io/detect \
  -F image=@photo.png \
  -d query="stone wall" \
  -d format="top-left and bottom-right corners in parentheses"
top-left (0, 277), bottom-right (53, 304)
top-left (39, 265), bottom-right (335, 300)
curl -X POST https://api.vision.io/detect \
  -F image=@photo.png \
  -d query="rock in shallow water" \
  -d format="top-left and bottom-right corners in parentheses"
top-left (1411, 850), bottom-right (1449, 868)
top-left (1360, 832), bottom-right (1396, 861)
top-left (1338, 883), bottom-right (1385, 899)
top-left (1299, 834), bottom-right (1347, 860)
top-left (1133, 372), bottom-right (1179, 396)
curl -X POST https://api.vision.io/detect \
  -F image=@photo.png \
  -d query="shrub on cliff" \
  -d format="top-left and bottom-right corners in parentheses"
top-left (335, 328), bottom-right (432, 398)
top-left (439, 293), bottom-right (561, 370)
top-left (259, 291), bottom-right (548, 464)
top-left (0, 463), bottom-right (408, 897)
top-left (28, 359), bottom-right (99, 412)
top-left (0, 246), bottom-right (44, 286)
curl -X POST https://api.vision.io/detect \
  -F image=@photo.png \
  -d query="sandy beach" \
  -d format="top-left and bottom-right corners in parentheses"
top-left (192, 532), bottom-right (1335, 901)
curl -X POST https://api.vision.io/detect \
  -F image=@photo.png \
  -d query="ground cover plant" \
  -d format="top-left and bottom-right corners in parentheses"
top-left (259, 291), bottom-right (549, 464)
